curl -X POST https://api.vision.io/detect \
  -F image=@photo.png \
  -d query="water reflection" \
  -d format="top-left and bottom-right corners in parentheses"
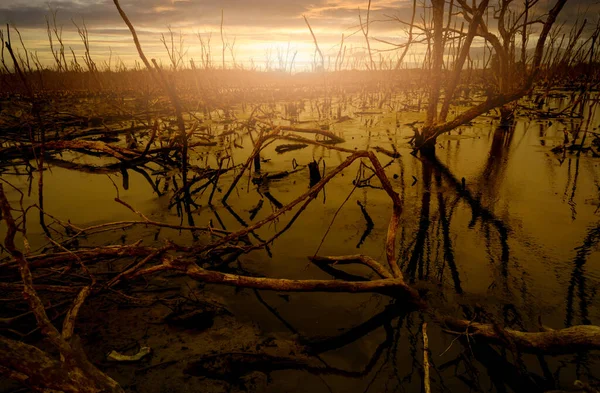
top-left (565, 222), bottom-right (599, 327)
top-left (476, 126), bottom-right (515, 205)
top-left (406, 147), bottom-right (512, 297)
top-left (434, 168), bottom-right (462, 294)
top-left (403, 161), bottom-right (432, 283)
top-left (563, 157), bottom-right (581, 220)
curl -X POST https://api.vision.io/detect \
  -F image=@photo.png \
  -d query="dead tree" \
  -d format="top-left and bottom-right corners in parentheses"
top-left (303, 15), bottom-right (325, 71)
top-left (407, 0), bottom-right (568, 152)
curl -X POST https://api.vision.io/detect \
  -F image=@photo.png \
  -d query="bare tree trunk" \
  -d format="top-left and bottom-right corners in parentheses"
top-left (359, 0), bottom-right (375, 70)
top-left (424, 0), bottom-right (445, 128)
top-left (439, 0), bottom-right (489, 122)
top-left (394, 0), bottom-right (417, 70)
top-left (303, 15), bottom-right (324, 70)
top-left (416, 0), bottom-right (445, 154)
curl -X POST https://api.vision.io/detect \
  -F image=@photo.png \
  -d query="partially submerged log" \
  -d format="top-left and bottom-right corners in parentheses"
top-left (373, 146), bottom-right (401, 158)
top-left (183, 262), bottom-right (421, 299)
top-left (275, 124), bottom-right (345, 144)
top-left (274, 143), bottom-right (308, 154)
top-left (0, 140), bottom-right (140, 161)
top-left (441, 317), bottom-right (600, 354)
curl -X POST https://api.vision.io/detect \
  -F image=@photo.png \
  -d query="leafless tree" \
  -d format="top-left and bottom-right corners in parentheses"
top-left (408, 0), bottom-right (568, 152)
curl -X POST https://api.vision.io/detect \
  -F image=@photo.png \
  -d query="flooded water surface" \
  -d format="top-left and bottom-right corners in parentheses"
top-left (1, 88), bottom-right (600, 393)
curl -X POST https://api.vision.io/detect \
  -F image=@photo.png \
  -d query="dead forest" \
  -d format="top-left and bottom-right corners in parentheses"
top-left (1, 0), bottom-right (600, 392)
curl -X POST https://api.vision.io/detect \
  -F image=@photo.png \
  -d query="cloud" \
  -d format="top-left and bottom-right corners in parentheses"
top-left (1, 0), bottom-right (596, 69)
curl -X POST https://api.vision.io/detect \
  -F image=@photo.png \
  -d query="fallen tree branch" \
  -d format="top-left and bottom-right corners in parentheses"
top-left (309, 255), bottom-right (392, 279)
top-left (441, 317), bottom-right (600, 354)
top-left (128, 255), bottom-right (424, 304)
top-left (0, 184), bottom-right (124, 393)
top-left (277, 124), bottom-right (345, 144)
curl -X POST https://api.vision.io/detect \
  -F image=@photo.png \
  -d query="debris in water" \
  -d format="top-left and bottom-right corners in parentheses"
top-left (107, 347), bottom-right (152, 362)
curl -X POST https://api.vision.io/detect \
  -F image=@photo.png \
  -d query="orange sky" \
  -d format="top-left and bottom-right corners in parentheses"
top-left (0, 0), bottom-right (418, 70)
top-left (0, 0), bottom-right (593, 71)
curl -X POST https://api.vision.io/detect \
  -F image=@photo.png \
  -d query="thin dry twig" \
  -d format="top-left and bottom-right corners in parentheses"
top-left (423, 322), bottom-right (431, 393)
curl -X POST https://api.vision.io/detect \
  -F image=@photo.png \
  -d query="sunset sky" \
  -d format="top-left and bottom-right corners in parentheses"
top-left (0, 0), bottom-right (596, 71)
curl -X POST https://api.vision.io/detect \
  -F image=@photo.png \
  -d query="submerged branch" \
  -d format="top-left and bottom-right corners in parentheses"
top-left (441, 317), bottom-right (600, 354)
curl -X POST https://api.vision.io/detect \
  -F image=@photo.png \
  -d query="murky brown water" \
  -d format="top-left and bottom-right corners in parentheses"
top-left (1, 90), bottom-right (600, 392)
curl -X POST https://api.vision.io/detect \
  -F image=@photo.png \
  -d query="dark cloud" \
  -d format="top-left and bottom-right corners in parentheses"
top-left (0, 0), bottom-right (419, 33)
top-left (1, 0), bottom-right (311, 29)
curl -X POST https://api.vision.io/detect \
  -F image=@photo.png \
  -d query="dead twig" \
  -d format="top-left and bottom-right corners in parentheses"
top-left (423, 322), bottom-right (431, 393)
